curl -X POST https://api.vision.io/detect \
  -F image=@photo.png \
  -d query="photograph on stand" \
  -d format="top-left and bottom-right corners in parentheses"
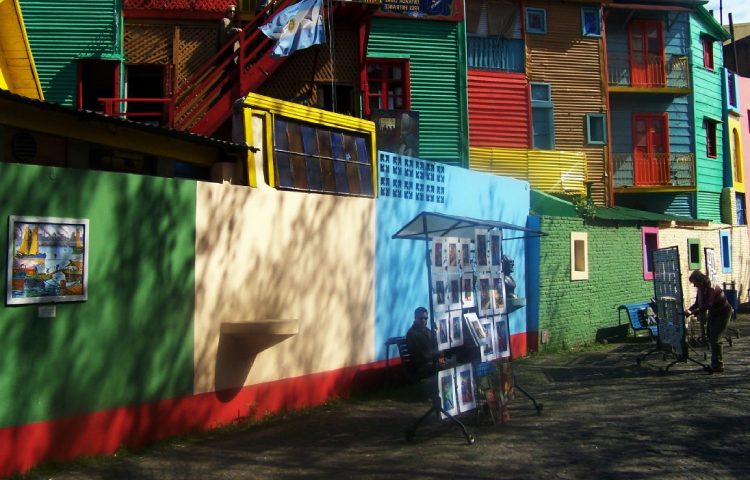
top-left (464, 312), bottom-right (488, 345)
top-left (489, 231), bottom-right (502, 269)
top-left (432, 273), bottom-right (449, 312)
top-left (456, 364), bottom-right (477, 412)
top-left (460, 238), bottom-right (472, 272)
top-left (438, 368), bottom-right (459, 419)
top-left (494, 316), bottom-right (510, 358)
top-left (449, 310), bottom-right (464, 348)
top-left (475, 229), bottom-right (489, 268)
top-left (461, 274), bottom-right (475, 308)
top-left (436, 311), bottom-right (451, 351)
top-left (448, 275), bottom-right (462, 310)
top-left (492, 274), bottom-right (506, 314)
top-left (480, 318), bottom-right (497, 362)
top-left (446, 237), bottom-right (461, 273)
top-left (431, 237), bottom-right (447, 271)
top-left (478, 274), bottom-right (493, 317)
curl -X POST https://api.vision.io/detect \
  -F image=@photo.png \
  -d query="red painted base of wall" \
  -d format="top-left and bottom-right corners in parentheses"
top-left (0, 360), bottom-right (389, 478)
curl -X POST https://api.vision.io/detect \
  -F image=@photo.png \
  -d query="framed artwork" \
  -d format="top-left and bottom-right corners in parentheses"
top-left (431, 237), bottom-right (447, 272)
top-left (436, 311), bottom-right (451, 351)
top-left (492, 274), bottom-right (506, 314)
top-left (446, 237), bottom-right (460, 273)
top-left (438, 368), bottom-right (459, 419)
top-left (460, 238), bottom-right (472, 272)
top-left (475, 229), bottom-right (489, 268)
top-left (464, 312), bottom-right (487, 345)
top-left (494, 315), bottom-right (511, 358)
top-left (461, 273), bottom-right (475, 308)
top-left (448, 275), bottom-right (462, 310)
top-left (449, 310), bottom-right (464, 348)
top-left (432, 273), bottom-right (448, 312)
top-left (456, 363), bottom-right (477, 412)
top-left (7, 216), bottom-right (89, 305)
top-left (490, 231), bottom-right (503, 269)
top-left (480, 318), bottom-right (496, 362)
top-left (477, 273), bottom-right (493, 317)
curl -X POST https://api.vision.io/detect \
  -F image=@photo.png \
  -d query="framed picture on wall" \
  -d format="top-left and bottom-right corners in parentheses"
top-left (480, 318), bottom-right (497, 362)
top-left (464, 312), bottom-right (487, 345)
top-left (7, 216), bottom-right (89, 305)
top-left (431, 237), bottom-right (447, 272)
top-left (436, 311), bottom-right (451, 351)
top-left (456, 363), bottom-right (477, 412)
top-left (438, 368), bottom-right (459, 419)
top-left (475, 229), bottom-right (489, 268)
top-left (446, 237), bottom-right (461, 273)
top-left (490, 230), bottom-right (503, 269)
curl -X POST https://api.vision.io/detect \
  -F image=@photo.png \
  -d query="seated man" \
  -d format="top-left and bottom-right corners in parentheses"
top-left (406, 307), bottom-right (441, 378)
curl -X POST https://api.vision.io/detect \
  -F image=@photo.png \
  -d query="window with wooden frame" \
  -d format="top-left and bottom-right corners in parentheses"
top-left (702, 35), bottom-right (714, 70)
top-left (642, 226), bottom-right (658, 280)
top-left (687, 238), bottom-right (701, 270)
top-left (525, 7), bottom-right (547, 34)
top-left (570, 232), bottom-right (589, 280)
top-left (364, 59), bottom-right (410, 117)
top-left (627, 20), bottom-right (665, 87)
top-left (586, 113), bottom-right (607, 144)
top-left (632, 112), bottom-right (669, 185)
top-left (733, 127), bottom-right (743, 183)
top-left (273, 118), bottom-right (374, 197)
top-left (704, 118), bottom-right (718, 158)
top-left (581, 7), bottom-right (602, 37)
top-left (720, 230), bottom-right (732, 273)
top-left (531, 82), bottom-right (554, 149)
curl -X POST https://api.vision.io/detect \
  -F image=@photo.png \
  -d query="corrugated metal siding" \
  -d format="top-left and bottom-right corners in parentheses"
top-left (368, 17), bottom-right (467, 167)
top-left (468, 70), bottom-right (529, 148)
top-left (610, 95), bottom-right (691, 154)
top-left (470, 146), bottom-right (586, 193)
top-left (19, 0), bottom-right (120, 106)
top-left (615, 192), bottom-right (695, 218)
top-left (525, 1), bottom-right (607, 205)
top-left (690, 12), bottom-right (725, 215)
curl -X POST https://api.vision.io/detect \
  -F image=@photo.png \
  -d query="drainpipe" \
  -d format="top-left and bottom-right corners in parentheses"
top-left (602, 7), bottom-right (615, 207)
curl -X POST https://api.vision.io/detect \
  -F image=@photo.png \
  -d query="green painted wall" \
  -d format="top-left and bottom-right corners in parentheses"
top-left (0, 163), bottom-right (195, 427)
top-left (367, 17), bottom-right (469, 167)
top-left (19, 0), bottom-right (122, 106)
top-left (689, 13), bottom-right (725, 222)
top-left (537, 216), bottom-right (654, 350)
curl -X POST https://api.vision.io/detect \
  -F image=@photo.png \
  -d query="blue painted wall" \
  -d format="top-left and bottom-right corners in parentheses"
top-left (610, 95), bottom-right (692, 154)
top-left (374, 152), bottom-right (531, 359)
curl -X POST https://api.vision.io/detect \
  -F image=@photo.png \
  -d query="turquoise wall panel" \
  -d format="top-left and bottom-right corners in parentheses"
top-left (374, 152), bottom-right (531, 359)
top-left (0, 163), bottom-right (195, 427)
top-left (368, 18), bottom-right (468, 167)
top-left (19, 0), bottom-right (121, 106)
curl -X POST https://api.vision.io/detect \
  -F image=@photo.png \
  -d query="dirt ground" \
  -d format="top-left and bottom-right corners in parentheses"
top-left (22, 316), bottom-right (750, 480)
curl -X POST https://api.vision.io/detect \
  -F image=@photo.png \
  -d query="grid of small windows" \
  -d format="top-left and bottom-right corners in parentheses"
top-left (378, 152), bottom-right (446, 204)
top-left (274, 118), bottom-right (374, 197)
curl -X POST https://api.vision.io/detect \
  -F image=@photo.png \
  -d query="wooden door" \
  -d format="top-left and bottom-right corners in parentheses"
top-left (628, 20), bottom-right (665, 87)
top-left (633, 113), bottom-right (669, 185)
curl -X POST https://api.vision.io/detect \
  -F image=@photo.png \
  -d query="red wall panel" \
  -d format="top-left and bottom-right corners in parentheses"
top-left (468, 70), bottom-right (530, 148)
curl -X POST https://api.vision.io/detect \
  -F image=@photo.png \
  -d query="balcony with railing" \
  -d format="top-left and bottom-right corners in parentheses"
top-left (608, 53), bottom-right (690, 92)
top-left (613, 152), bottom-right (695, 190)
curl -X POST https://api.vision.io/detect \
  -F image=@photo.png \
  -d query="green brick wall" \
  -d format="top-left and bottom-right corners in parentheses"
top-left (537, 216), bottom-right (655, 349)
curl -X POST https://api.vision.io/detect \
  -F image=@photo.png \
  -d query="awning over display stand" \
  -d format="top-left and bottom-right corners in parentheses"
top-left (391, 211), bottom-right (545, 241)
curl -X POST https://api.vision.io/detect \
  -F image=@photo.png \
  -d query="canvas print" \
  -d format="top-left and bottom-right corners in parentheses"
top-left (436, 311), bottom-right (451, 351)
top-left (490, 231), bottom-right (503, 269)
top-left (449, 310), bottom-right (464, 348)
top-left (461, 274), bottom-right (475, 308)
top-left (448, 276), bottom-right (462, 310)
top-left (464, 312), bottom-right (487, 346)
top-left (438, 368), bottom-right (459, 419)
top-left (460, 239), bottom-right (472, 272)
top-left (431, 237), bottom-right (447, 271)
top-left (480, 319), bottom-right (497, 362)
top-left (494, 316), bottom-right (511, 358)
top-left (456, 363), bottom-right (477, 412)
top-left (492, 274), bottom-right (506, 314)
top-left (7, 216), bottom-right (89, 305)
top-left (432, 273), bottom-right (448, 312)
top-left (477, 274), bottom-right (493, 317)
top-left (447, 239), bottom-right (459, 271)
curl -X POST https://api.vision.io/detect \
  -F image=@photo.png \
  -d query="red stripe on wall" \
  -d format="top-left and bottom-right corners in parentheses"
top-left (468, 70), bottom-right (530, 148)
top-left (0, 360), bottom-right (389, 478)
top-left (510, 331), bottom-right (528, 358)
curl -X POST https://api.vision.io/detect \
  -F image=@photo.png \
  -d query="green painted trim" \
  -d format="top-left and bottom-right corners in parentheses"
top-left (687, 238), bottom-right (702, 269)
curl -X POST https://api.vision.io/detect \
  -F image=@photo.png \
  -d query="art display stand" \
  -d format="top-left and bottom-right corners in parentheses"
top-left (391, 213), bottom-right (545, 443)
top-left (651, 246), bottom-right (710, 375)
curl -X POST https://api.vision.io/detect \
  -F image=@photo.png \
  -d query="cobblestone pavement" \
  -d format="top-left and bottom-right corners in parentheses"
top-left (23, 316), bottom-right (750, 480)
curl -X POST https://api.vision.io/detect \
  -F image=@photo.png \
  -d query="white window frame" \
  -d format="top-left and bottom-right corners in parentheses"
top-left (571, 232), bottom-right (589, 280)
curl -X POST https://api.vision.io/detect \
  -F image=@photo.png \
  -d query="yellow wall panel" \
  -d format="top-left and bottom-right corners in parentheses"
top-left (0, 0), bottom-right (43, 98)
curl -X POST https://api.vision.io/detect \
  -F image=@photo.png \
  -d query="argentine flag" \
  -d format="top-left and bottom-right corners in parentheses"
top-left (260, 0), bottom-right (326, 57)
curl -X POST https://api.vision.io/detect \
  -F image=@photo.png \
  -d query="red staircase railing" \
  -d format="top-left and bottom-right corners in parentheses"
top-left (171, 0), bottom-right (303, 136)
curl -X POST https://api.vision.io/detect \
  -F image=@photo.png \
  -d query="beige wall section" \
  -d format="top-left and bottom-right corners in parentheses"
top-left (193, 182), bottom-right (375, 394)
top-left (658, 224), bottom-right (750, 307)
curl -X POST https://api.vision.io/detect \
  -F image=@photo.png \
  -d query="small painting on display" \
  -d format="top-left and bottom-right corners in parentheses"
top-left (438, 368), bottom-right (459, 419)
top-left (494, 315), bottom-right (510, 358)
top-left (448, 275), bottom-right (462, 310)
top-left (432, 273), bottom-right (448, 312)
top-left (477, 273), bottom-right (493, 317)
top-left (461, 273), bottom-right (475, 308)
top-left (436, 311), bottom-right (450, 351)
top-left (449, 310), bottom-right (464, 348)
top-left (492, 274), bottom-right (506, 314)
top-left (456, 363), bottom-right (477, 412)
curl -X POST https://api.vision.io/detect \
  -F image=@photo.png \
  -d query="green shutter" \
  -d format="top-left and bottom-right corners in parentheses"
top-left (19, 0), bottom-right (121, 106)
top-left (368, 18), bottom-right (468, 167)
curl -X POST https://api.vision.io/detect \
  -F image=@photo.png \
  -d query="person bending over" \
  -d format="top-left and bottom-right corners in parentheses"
top-left (684, 270), bottom-right (733, 373)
